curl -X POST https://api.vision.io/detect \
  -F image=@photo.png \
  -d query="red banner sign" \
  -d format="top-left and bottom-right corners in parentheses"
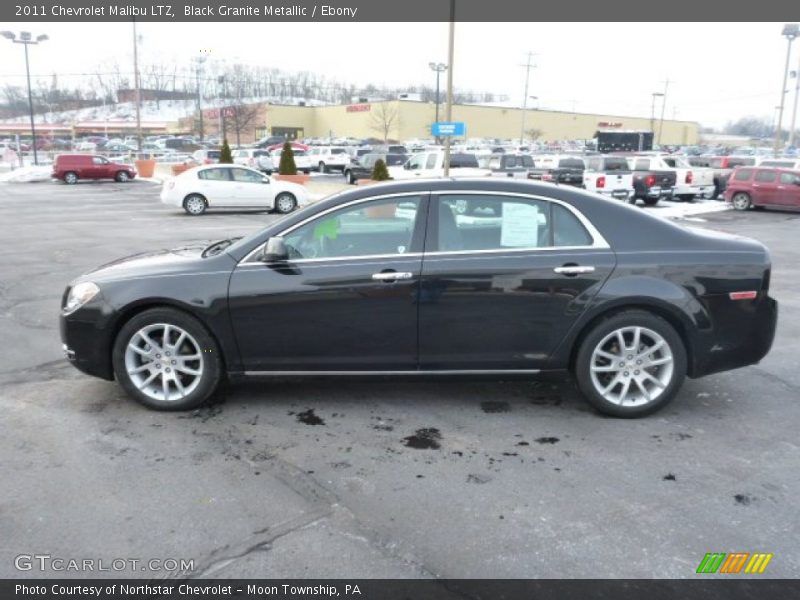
top-left (346, 104), bottom-right (371, 113)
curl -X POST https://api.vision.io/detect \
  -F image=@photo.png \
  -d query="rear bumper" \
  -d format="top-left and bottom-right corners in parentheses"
top-left (691, 294), bottom-right (778, 378)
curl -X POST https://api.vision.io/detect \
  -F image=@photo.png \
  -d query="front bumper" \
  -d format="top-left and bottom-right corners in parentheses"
top-left (60, 307), bottom-right (115, 381)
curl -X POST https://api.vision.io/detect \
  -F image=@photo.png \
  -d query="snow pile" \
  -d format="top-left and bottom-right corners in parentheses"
top-left (0, 166), bottom-right (52, 183)
top-left (650, 198), bottom-right (731, 219)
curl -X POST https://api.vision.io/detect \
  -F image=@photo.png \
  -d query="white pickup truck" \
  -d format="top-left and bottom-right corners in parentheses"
top-left (389, 151), bottom-right (491, 180)
top-left (582, 155), bottom-right (635, 202)
top-left (630, 154), bottom-right (715, 201)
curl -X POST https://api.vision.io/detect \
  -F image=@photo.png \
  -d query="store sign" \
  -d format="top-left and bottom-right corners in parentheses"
top-left (347, 104), bottom-right (371, 113)
top-left (598, 122), bottom-right (623, 128)
top-left (204, 107), bottom-right (236, 119)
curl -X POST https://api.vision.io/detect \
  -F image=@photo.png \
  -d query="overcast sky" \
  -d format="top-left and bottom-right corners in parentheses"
top-left (2, 21), bottom-right (798, 129)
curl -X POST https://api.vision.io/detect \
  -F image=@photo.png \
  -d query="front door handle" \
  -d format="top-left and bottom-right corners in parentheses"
top-left (554, 265), bottom-right (595, 275)
top-left (372, 271), bottom-right (414, 282)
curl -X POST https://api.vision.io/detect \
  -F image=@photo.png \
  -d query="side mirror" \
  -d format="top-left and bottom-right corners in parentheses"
top-left (404, 162), bottom-right (411, 170)
top-left (262, 237), bottom-right (288, 262)
top-left (262, 176), bottom-right (270, 184)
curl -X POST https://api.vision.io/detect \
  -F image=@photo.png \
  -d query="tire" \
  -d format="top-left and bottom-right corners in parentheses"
top-left (303, 170), bottom-right (310, 175)
top-left (111, 307), bottom-right (223, 411)
top-left (318, 161), bottom-right (327, 174)
top-left (643, 197), bottom-right (659, 207)
top-left (274, 192), bottom-right (297, 214)
top-left (345, 169), bottom-right (355, 185)
top-left (183, 194), bottom-right (207, 216)
top-left (732, 192), bottom-right (752, 211)
top-left (115, 170), bottom-right (130, 183)
top-left (574, 310), bottom-right (687, 418)
top-left (63, 171), bottom-right (78, 185)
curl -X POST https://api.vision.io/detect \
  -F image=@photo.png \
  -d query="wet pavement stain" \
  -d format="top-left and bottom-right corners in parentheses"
top-left (516, 441), bottom-right (530, 446)
top-left (296, 409), bottom-right (325, 426)
top-left (663, 473), bottom-right (677, 481)
top-left (734, 493), bottom-right (754, 506)
top-left (403, 428), bottom-right (442, 450)
top-left (467, 474), bottom-right (492, 484)
top-left (481, 401), bottom-right (510, 413)
top-left (535, 437), bottom-right (560, 444)
top-left (529, 393), bottom-right (563, 406)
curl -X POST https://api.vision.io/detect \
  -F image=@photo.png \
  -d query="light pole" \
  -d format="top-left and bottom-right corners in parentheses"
top-left (650, 92), bottom-right (664, 134)
top-left (131, 20), bottom-right (143, 152)
top-left (429, 62), bottom-right (447, 143)
top-left (789, 57), bottom-right (800, 147)
top-left (1, 30), bottom-right (48, 166)
top-left (520, 51), bottom-right (537, 145)
top-left (774, 24), bottom-right (799, 157)
top-left (442, 0), bottom-right (455, 177)
top-left (193, 55), bottom-right (207, 141)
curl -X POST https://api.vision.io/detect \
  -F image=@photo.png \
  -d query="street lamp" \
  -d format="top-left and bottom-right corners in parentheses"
top-left (1, 30), bottom-right (49, 165)
top-left (650, 92), bottom-right (664, 134)
top-left (774, 23), bottom-right (799, 156)
top-left (429, 62), bottom-right (447, 142)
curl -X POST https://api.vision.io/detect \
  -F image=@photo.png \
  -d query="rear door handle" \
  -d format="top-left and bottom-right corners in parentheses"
top-left (554, 265), bottom-right (595, 275)
top-left (372, 271), bottom-right (414, 281)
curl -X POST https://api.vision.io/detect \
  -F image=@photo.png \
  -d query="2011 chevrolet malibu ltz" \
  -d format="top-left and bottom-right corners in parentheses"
top-left (60, 179), bottom-right (777, 417)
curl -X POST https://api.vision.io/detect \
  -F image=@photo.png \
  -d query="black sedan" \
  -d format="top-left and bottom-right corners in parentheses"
top-left (60, 179), bottom-right (777, 417)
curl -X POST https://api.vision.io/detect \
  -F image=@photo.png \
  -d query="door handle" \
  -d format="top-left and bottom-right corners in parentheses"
top-left (372, 271), bottom-right (413, 281)
top-left (554, 265), bottom-right (595, 275)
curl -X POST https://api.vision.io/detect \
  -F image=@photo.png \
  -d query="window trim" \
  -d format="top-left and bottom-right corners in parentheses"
top-left (239, 192), bottom-right (429, 265)
top-left (425, 191), bottom-right (609, 257)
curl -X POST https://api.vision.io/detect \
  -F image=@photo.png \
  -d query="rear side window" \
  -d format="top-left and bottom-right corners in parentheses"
top-left (552, 204), bottom-right (593, 247)
top-left (754, 170), bottom-right (777, 183)
top-left (733, 169), bottom-right (753, 181)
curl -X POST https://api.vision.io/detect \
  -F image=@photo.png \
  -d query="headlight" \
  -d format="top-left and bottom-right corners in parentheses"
top-left (64, 282), bottom-right (100, 314)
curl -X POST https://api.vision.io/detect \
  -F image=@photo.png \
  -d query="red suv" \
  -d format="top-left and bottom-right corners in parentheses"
top-left (724, 166), bottom-right (800, 211)
top-left (52, 154), bottom-right (137, 184)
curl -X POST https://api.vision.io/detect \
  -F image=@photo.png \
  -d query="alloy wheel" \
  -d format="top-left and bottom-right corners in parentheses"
top-left (275, 193), bottom-right (296, 213)
top-left (732, 193), bottom-right (751, 211)
top-left (185, 196), bottom-right (206, 215)
top-left (124, 323), bottom-right (204, 402)
top-left (589, 326), bottom-right (674, 407)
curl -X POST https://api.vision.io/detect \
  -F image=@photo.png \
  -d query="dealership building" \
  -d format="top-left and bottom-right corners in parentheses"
top-left (193, 99), bottom-right (700, 146)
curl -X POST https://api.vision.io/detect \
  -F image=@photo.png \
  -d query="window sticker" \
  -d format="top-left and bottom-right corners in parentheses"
top-left (314, 217), bottom-right (340, 240)
top-left (500, 203), bottom-right (540, 247)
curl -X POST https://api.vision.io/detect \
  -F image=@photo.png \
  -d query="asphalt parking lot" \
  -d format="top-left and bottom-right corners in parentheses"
top-left (0, 180), bottom-right (798, 579)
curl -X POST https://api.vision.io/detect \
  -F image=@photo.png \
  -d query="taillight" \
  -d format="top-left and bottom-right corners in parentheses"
top-left (542, 173), bottom-right (554, 182)
top-left (645, 175), bottom-right (656, 187)
top-left (596, 176), bottom-right (605, 189)
top-left (685, 171), bottom-right (693, 184)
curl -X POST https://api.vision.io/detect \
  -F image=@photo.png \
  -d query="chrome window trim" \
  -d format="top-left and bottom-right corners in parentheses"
top-left (238, 189), bottom-right (609, 266)
top-left (238, 192), bottom-right (426, 265)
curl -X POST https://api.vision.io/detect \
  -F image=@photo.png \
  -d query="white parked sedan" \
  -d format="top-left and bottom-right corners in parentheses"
top-left (160, 164), bottom-right (309, 216)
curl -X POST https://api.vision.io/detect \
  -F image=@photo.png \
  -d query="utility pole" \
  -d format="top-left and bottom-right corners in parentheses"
top-left (789, 53), bottom-right (800, 147)
top-left (132, 19), bottom-right (142, 152)
top-left (519, 51), bottom-right (537, 145)
top-left (194, 56), bottom-right (206, 142)
top-left (650, 92), bottom-right (663, 135)
top-left (657, 78), bottom-right (669, 146)
top-left (443, 0), bottom-right (455, 177)
top-left (775, 25), bottom-right (799, 156)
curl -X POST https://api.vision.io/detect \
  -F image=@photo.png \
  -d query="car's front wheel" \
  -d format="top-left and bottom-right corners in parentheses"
top-left (64, 171), bottom-right (78, 185)
top-left (574, 310), bottom-right (687, 418)
top-left (112, 308), bottom-right (222, 411)
top-left (183, 194), bottom-right (207, 215)
top-left (732, 192), bottom-right (752, 211)
top-left (274, 192), bottom-right (297, 214)
top-left (115, 170), bottom-right (130, 183)
top-left (643, 197), bottom-right (659, 206)
top-left (318, 161), bottom-right (327, 173)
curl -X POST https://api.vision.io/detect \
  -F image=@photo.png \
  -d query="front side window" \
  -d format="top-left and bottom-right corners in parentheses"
top-left (283, 196), bottom-right (421, 260)
top-left (780, 172), bottom-right (800, 185)
top-left (435, 195), bottom-right (593, 253)
top-left (92, 157), bottom-right (109, 165)
top-left (754, 170), bottom-right (777, 183)
top-left (406, 154), bottom-right (426, 170)
top-left (231, 168), bottom-right (263, 183)
top-left (425, 153), bottom-right (438, 169)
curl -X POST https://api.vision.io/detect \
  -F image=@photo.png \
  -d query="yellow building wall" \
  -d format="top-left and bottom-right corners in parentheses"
top-left (187, 100), bottom-right (699, 145)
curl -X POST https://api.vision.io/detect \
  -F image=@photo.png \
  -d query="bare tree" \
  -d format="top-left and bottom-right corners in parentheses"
top-left (225, 103), bottom-right (263, 146)
top-left (525, 128), bottom-right (543, 142)
top-left (369, 102), bottom-right (399, 142)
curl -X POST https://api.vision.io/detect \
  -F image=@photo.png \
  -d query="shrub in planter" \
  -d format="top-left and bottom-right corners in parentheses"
top-left (219, 139), bottom-right (233, 164)
top-left (371, 158), bottom-right (391, 181)
top-left (278, 142), bottom-right (297, 175)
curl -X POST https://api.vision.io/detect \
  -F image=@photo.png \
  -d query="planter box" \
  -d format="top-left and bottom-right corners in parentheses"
top-left (274, 174), bottom-right (310, 185)
top-left (134, 159), bottom-right (156, 178)
top-left (171, 164), bottom-right (191, 176)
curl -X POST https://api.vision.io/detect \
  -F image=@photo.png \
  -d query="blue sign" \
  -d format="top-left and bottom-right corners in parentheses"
top-left (431, 121), bottom-right (466, 137)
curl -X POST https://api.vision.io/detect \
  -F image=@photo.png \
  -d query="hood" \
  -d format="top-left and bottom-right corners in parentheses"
top-left (77, 241), bottom-right (231, 284)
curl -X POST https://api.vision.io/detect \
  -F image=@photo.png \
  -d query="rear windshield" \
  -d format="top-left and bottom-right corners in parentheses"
top-left (451, 154), bottom-right (480, 168)
top-left (759, 160), bottom-right (793, 168)
top-left (330, 148), bottom-right (347, 155)
top-left (603, 158), bottom-right (629, 171)
top-left (558, 158), bottom-right (585, 169)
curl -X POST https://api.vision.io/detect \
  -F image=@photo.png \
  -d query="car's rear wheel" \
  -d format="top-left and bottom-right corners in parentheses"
top-left (64, 172), bottom-right (78, 185)
top-left (274, 192), bottom-right (297, 214)
top-left (732, 192), bottom-right (752, 211)
top-left (643, 197), bottom-right (659, 206)
top-left (574, 310), bottom-right (687, 418)
top-left (115, 171), bottom-right (130, 183)
top-left (183, 194), bottom-right (207, 215)
top-left (112, 308), bottom-right (222, 411)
